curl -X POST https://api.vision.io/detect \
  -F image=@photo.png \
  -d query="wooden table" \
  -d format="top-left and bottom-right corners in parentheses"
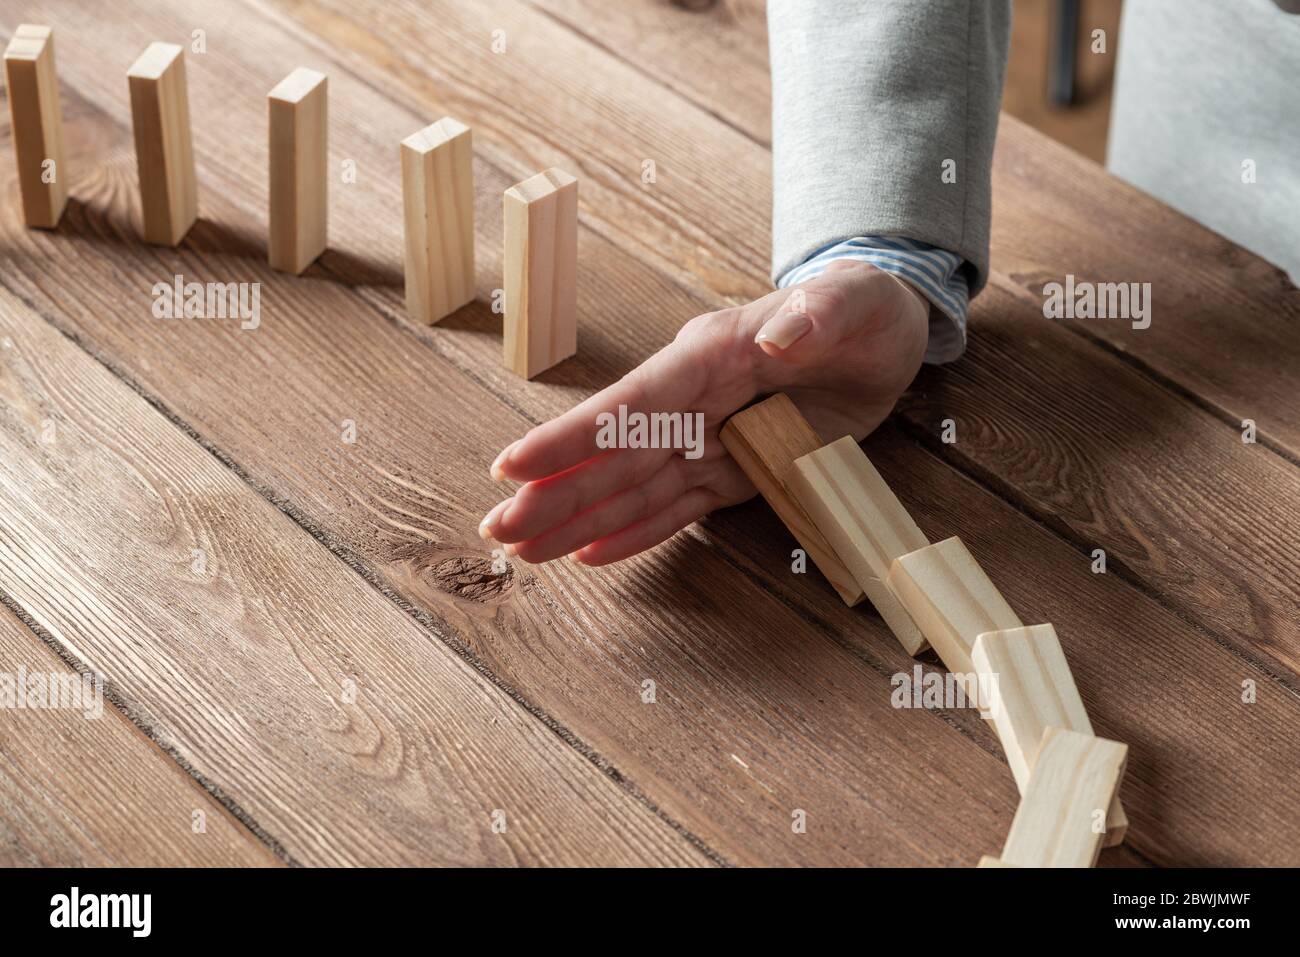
top-left (1, 0), bottom-right (1297, 867)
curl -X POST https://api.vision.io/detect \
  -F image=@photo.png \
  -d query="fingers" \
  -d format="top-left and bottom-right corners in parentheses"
top-left (481, 446), bottom-right (676, 544)
top-left (573, 487), bottom-right (720, 566)
top-left (503, 457), bottom-right (694, 563)
top-left (492, 345), bottom-right (704, 483)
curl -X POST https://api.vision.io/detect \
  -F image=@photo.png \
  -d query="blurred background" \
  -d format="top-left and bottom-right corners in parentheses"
top-left (1002, 0), bottom-right (1122, 163)
top-left (716, 0), bottom-right (1124, 165)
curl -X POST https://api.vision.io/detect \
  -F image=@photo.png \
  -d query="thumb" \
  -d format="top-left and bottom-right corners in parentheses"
top-left (753, 261), bottom-right (925, 362)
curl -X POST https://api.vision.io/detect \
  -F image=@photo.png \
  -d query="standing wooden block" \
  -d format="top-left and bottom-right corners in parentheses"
top-left (791, 435), bottom-right (928, 653)
top-left (887, 535), bottom-right (1020, 687)
top-left (503, 168), bottom-right (577, 378)
top-left (4, 25), bottom-right (68, 228)
top-left (268, 68), bottom-right (327, 274)
top-left (972, 623), bottom-right (1129, 845)
top-left (719, 395), bottom-right (865, 606)
top-left (127, 42), bottom-right (197, 246)
top-left (999, 727), bottom-right (1128, 868)
top-left (401, 117), bottom-right (475, 323)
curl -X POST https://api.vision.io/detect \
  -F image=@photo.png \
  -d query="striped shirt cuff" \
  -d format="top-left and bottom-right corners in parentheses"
top-left (776, 236), bottom-right (971, 364)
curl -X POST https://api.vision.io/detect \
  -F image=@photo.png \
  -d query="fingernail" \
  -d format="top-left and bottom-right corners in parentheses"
top-left (754, 310), bottom-right (811, 350)
top-left (490, 440), bottom-right (519, 482)
top-left (478, 498), bottom-right (512, 540)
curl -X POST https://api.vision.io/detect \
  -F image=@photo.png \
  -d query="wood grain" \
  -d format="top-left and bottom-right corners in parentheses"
top-left (897, 282), bottom-right (1300, 681)
top-left (972, 623), bottom-right (1127, 843)
top-left (790, 434), bottom-right (928, 652)
top-left (503, 167), bottom-right (577, 377)
top-left (529, 0), bottom-right (772, 145)
top-left (1, 0), bottom-right (1297, 866)
top-left (496, 1), bottom-right (1300, 680)
top-left (266, 0), bottom-right (774, 304)
top-left (0, 602), bottom-right (279, 866)
top-left (127, 41), bottom-right (197, 245)
top-left (720, 395), bottom-right (865, 606)
top-left (533, 0), bottom-right (1300, 465)
top-left (988, 120), bottom-right (1300, 460)
top-left (0, 170), bottom-right (1023, 866)
top-left (3, 24), bottom-right (67, 227)
top-left (998, 727), bottom-right (1127, 868)
top-left (867, 425), bottom-right (1300, 865)
top-left (0, 3), bottom-right (1030, 866)
top-left (889, 536), bottom-right (1023, 685)
top-left (268, 66), bottom-right (327, 274)
top-left (401, 117), bottom-right (475, 323)
top-left (0, 286), bottom-right (706, 867)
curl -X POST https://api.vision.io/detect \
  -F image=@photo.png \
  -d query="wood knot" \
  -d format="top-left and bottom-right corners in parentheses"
top-left (429, 555), bottom-right (513, 602)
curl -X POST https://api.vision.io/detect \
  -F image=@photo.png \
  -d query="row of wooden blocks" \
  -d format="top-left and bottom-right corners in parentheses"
top-left (3, 26), bottom-right (575, 379)
top-left (719, 394), bottom-right (1130, 867)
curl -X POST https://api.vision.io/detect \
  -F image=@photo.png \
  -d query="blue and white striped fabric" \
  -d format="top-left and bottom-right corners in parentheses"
top-left (776, 236), bottom-right (971, 364)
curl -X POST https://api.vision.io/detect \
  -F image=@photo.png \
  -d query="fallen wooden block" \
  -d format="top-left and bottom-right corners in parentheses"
top-left (977, 856), bottom-right (1018, 867)
top-left (790, 436), bottom-right (928, 653)
top-left (4, 25), bottom-right (68, 228)
top-left (127, 42), bottom-right (198, 246)
top-left (972, 623), bottom-right (1128, 846)
top-left (719, 395), bottom-right (864, 606)
top-left (503, 168), bottom-right (577, 378)
top-left (999, 726), bottom-right (1127, 867)
top-left (401, 117), bottom-right (476, 323)
top-left (887, 535), bottom-right (1021, 690)
top-left (268, 67), bottom-right (328, 274)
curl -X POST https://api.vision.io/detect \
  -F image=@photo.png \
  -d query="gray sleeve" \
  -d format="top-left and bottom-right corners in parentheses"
top-left (767, 0), bottom-right (1011, 294)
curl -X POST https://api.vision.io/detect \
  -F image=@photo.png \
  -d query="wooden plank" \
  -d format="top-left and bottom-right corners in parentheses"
top-left (0, 285), bottom-right (1020, 869)
top-left (0, 603), bottom-right (278, 866)
top-left (989, 117), bottom-right (1300, 459)
top-left (999, 727), bottom-right (1127, 868)
top-left (475, 0), bottom-right (1300, 679)
top-left (268, 67), bottom-right (327, 274)
top-left (3, 24), bottom-right (67, 228)
top-left (0, 288), bottom-right (705, 867)
top-left (529, 0), bottom-right (1300, 466)
top-left (888, 536), bottom-right (1022, 683)
top-left (897, 281), bottom-right (1300, 681)
top-left (0, 190), bottom-right (1020, 867)
top-left (720, 396), bottom-right (865, 606)
top-left (13, 0), bottom-right (1300, 865)
top-left (401, 117), bottom-right (475, 323)
top-left (529, 0), bottom-right (771, 145)
top-left (126, 41), bottom-right (197, 245)
top-left (0, 4), bottom-right (1030, 866)
top-left (503, 167), bottom-right (577, 377)
top-left (972, 623), bottom-right (1127, 845)
top-left (790, 435), bottom-right (928, 653)
top-left (868, 426), bottom-right (1300, 866)
top-left (295, 0), bottom-right (1300, 858)
top-left (271, 0), bottom-right (774, 305)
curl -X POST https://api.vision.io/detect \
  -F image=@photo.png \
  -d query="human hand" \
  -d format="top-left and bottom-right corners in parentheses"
top-left (480, 260), bottom-right (930, 565)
